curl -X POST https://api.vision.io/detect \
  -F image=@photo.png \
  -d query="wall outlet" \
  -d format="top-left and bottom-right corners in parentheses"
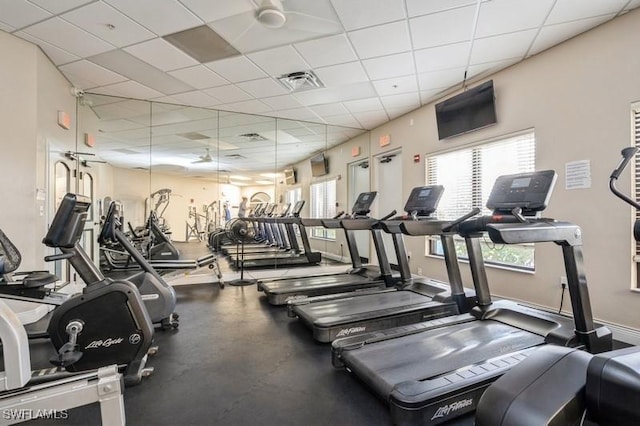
top-left (407, 251), bottom-right (412, 259)
top-left (560, 276), bottom-right (568, 287)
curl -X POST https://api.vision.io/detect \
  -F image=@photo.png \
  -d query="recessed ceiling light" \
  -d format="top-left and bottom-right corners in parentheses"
top-left (259, 173), bottom-right (280, 178)
top-left (230, 175), bottom-right (251, 181)
top-left (229, 181), bottom-right (248, 186)
top-left (256, 180), bottom-right (274, 185)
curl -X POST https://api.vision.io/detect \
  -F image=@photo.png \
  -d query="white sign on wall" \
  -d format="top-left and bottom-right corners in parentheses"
top-left (565, 160), bottom-right (591, 190)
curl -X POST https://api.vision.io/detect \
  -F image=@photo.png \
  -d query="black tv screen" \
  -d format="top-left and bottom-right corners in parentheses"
top-left (310, 153), bottom-right (328, 177)
top-left (284, 168), bottom-right (297, 185)
top-left (435, 80), bottom-right (497, 140)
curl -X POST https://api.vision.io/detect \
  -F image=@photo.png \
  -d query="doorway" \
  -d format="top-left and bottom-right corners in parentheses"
top-left (348, 159), bottom-right (370, 262)
top-left (372, 150), bottom-right (403, 267)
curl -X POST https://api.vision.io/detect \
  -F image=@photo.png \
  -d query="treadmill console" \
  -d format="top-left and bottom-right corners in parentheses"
top-left (486, 170), bottom-right (557, 215)
top-left (292, 200), bottom-right (305, 217)
top-left (99, 201), bottom-right (124, 244)
top-left (265, 203), bottom-right (277, 216)
top-left (351, 192), bottom-right (377, 216)
top-left (403, 186), bottom-right (444, 216)
top-left (280, 203), bottom-right (291, 217)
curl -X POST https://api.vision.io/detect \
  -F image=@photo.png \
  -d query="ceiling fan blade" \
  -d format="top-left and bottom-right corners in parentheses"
top-left (284, 11), bottom-right (343, 33)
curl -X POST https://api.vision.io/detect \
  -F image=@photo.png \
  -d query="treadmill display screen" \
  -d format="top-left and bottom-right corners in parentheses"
top-left (352, 192), bottom-right (377, 215)
top-left (403, 186), bottom-right (444, 216)
top-left (418, 189), bottom-right (431, 198)
top-left (511, 177), bottom-right (531, 189)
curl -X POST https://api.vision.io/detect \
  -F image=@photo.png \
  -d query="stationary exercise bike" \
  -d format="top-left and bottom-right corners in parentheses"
top-left (0, 193), bottom-right (155, 386)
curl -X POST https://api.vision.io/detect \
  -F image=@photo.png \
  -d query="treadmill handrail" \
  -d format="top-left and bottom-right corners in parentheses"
top-left (487, 220), bottom-right (582, 246)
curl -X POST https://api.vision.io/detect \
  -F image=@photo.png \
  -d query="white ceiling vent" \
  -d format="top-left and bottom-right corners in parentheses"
top-left (277, 71), bottom-right (324, 92)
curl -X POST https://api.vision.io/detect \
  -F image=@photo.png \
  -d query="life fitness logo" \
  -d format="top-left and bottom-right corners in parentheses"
top-left (430, 398), bottom-right (473, 421)
top-left (84, 333), bottom-right (141, 349)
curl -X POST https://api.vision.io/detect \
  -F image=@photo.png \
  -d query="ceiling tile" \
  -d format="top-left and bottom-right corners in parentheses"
top-left (28, 0), bottom-right (94, 14)
top-left (344, 97), bottom-right (383, 113)
top-left (271, 107), bottom-right (319, 121)
top-left (406, 0), bottom-right (476, 17)
top-left (409, 5), bottom-right (475, 50)
top-left (310, 103), bottom-right (349, 116)
top-left (88, 49), bottom-right (194, 94)
top-left (529, 15), bottom-right (615, 56)
top-left (104, 0), bottom-right (203, 36)
top-left (61, 2), bottom-right (156, 47)
top-left (322, 114), bottom-right (361, 128)
top-left (352, 110), bottom-right (389, 129)
top-left (59, 60), bottom-right (127, 88)
top-left (236, 78), bottom-right (288, 98)
top-left (221, 100), bottom-right (271, 114)
top-left (293, 81), bottom-right (376, 106)
top-left (204, 84), bottom-right (252, 103)
top-left (0, 21), bottom-right (15, 31)
top-left (261, 95), bottom-right (303, 110)
top-left (247, 45), bottom-right (310, 77)
top-left (348, 21), bottom-right (411, 59)
top-left (168, 90), bottom-right (220, 107)
top-left (92, 80), bottom-right (164, 99)
top-left (387, 106), bottom-right (415, 119)
top-left (467, 58), bottom-right (518, 79)
top-left (0, 0), bottom-right (51, 29)
top-left (315, 61), bottom-right (369, 87)
top-left (418, 67), bottom-right (465, 91)
top-left (14, 31), bottom-right (80, 65)
top-left (420, 88), bottom-right (445, 104)
top-left (414, 41), bottom-right (470, 73)
top-left (179, 0), bottom-right (255, 23)
top-left (168, 65), bottom-right (228, 89)
top-left (546, 0), bottom-right (628, 25)
top-left (362, 52), bottom-right (415, 80)
top-left (380, 92), bottom-right (420, 110)
top-left (476, 0), bottom-right (554, 38)
top-left (205, 55), bottom-right (267, 83)
top-left (330, 0), bottom-right (406, 31)
top-left (125, 38), bottom-right (198, 71)
top-left (372, 75), bottom-right (418, 97)
top-left (625, 0), bottom-right (640, 10)
top-left (21, 17), bottom-right (114, 57)
top-left (293, 34), bottom-right (357, 68)
top-left (470, 29), bottom-right (537, 64)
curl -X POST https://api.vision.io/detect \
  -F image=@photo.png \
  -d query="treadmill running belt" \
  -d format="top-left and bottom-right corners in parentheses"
top-left (265, 274), bottom-right (374, 292)
top-left (340, 321), bottom-right (545, 398)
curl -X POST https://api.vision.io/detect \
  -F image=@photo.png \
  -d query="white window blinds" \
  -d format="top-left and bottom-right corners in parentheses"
top-left (310, 179), bottom-right (337, 239)
top-left (426, 132), bottom-right (536, 219)
top-left (425, 132), bottom-right (536, 270)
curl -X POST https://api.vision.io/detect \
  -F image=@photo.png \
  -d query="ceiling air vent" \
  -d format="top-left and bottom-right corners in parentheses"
top-left (225, 154), bottom-right (247, 160)
top-left (277, 70), bottom-right (324, 92)
top-left (178, 132), bottom-right (209, 140)
top-left (239, 133), bottom-right (268, 142)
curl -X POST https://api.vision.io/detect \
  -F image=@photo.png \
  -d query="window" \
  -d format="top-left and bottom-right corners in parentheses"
top-left (310, 179), bottom-right (337, 239)
top-left (285, 187), bottom-right (302, 206)
top-left (633, 106), bottom-right (640, 287)
top-left (426, 132), bottom-right (536, 270)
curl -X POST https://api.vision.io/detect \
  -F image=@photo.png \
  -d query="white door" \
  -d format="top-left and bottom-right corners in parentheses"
top-left (49, 155), bottom-right (73, 282)
top-left (78, 168), bottom-right (99, 262)
top-left (348, 160), bottom-right (370, 261)
top-left (373, 150), bottom-right (403, 267)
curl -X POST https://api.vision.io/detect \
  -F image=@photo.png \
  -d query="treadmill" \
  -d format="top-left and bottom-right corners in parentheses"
top-left (229, 203), bottom-right (292, 255)
top-left (258, 192), bottom-right (398, 305)
top-left (288, 186), bottom-right (478, 342)
top-left (234, 201), bottom-right (322, 269)
top-left (331, 170), bottom-right (613, 425)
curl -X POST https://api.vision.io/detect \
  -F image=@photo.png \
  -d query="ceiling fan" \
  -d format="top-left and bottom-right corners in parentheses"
top-left (210, 0), bottom-right (343, 52)
top-left (192, 148), bottom-right (214, 164)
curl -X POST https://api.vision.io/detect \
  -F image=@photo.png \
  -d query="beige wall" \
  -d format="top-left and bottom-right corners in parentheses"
top-left (0, 31), bottom-right (76, 270)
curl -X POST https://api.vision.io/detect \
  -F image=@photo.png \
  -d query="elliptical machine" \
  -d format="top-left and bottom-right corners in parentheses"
top-left (17, 193), bottom-right (155, 386)
top-left (476, 149), bottom-right (640, 425)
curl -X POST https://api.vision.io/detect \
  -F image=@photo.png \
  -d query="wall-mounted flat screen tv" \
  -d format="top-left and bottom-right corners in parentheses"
top-left (284, 168), bottom-right (297, 185)
top-left (435, 80), bottom-right (497, 140)
top-left (310, 153), bottom-right (329, 177)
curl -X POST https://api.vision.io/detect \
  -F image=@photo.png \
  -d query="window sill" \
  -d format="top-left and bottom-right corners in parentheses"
top-left (425, 254), bottom-right (535, 275)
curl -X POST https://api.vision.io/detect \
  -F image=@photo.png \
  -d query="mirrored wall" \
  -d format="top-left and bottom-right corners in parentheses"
top-left (70, 93), bottom-right (369, 274)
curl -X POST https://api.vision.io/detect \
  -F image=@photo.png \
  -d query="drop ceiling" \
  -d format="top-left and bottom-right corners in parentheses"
top-left (3, 0), bottom-right (639, 179)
